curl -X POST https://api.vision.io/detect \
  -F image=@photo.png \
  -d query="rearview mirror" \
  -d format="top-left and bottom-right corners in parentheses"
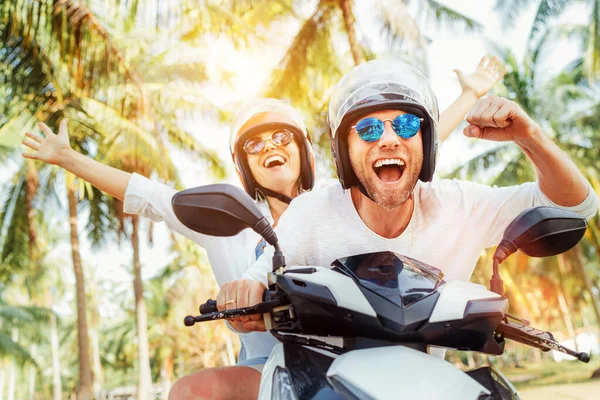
top-left (172, 183), bottom-right (284, 270)
top-left (498, 206), bottom-right (587, 259)
top-left (172, 183), bottom-right (266, 238)
top-left (490, 206), bottom-right (587, 295)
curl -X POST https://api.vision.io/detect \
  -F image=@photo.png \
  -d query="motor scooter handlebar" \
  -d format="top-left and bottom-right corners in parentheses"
top-left (497, 319), bottom-right (590, 363)
top-left (184, 293), bottom-right (285, 327)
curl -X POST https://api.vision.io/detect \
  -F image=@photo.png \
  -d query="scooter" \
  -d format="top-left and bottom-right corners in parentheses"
top-left (173, 184), bottom-right (590, 400)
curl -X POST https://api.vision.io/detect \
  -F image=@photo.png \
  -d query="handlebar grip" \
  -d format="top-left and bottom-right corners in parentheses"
top-left (199, 299), bottom-right (218, 314)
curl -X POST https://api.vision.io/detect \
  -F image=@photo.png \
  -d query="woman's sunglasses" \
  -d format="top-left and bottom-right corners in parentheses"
top-left (352, 114), bottom-right (424, 142)
top-left (243, 129), bottom-right (294, 155)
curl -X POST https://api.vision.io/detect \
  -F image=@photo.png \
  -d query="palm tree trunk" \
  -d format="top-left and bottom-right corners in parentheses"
top-left (556, 286), bottom-right (578, 348)
top-left (556, 255), bottom-right (579, 350)
top-left (90, 327), bottom-right (104, 397)
top-left (502, 262), bottom-right (543, 362)
top-left (131, 215), bottom-right (153, 399)
top-left (339, 0), bottom-right (366, 65)
top-left (161, 351), bottom-right (174, 400)
top-left (225, 335), bottom-right (236, 365)
top-left (502, 265), bottom-right (539, 320)
top-left (0, 366), bottom-right (5, 400)
top-left (24, 161), bottom-right (38, 262)
top-left (67, 180), bottom-right (93, 400)
top-left (6, 360), bottom-right (14, 400)
top-left (89, 297), bottom-right (104, 398)
top-left (50, 310), bottom-right (62, 400)
top-left (177, 352), bottom-right (184, 378)
top-left (28, 345), bottom-right (36, 400)
top-left (7, 329), bottom-right (17, 400)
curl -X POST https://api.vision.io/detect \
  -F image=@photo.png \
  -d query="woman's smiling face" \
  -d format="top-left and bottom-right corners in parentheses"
top-left (237, 112), bottom-right (302, 197)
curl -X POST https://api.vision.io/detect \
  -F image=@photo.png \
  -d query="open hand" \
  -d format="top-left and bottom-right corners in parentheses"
top-left (464, 95), bottom-right (540, 143)
top-left (217, 279), bottom-right (267, 332)
top-left (22, 119), bottom-right (71, 165)
top-left (454, 56), bottom-right (506, 99)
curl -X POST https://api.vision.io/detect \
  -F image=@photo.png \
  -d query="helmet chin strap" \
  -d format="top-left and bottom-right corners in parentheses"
top-left (257, 185), bottom-right (293, 204)
top-left (357, 182), bottom-right (375, 202)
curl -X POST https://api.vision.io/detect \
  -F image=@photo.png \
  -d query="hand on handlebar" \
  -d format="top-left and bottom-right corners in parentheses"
top-left (217, 279), bottom-right (267, 332)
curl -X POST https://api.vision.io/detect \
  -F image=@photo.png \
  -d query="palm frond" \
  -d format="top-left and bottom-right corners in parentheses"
top-left (179, 0), bottom-right (296, 47)
top-left (0, 332), bottom-right (37, 365)
top-left (490, 152), bottom-right (535, 187)
top-left (584, 0), bottom-right (600, 80)
top-left (0, 166), bottom-right (29, 279)
top-left (528, 0), bottom-right (574, 53)
top-left (446, 143), bottom-right (518, 182)
top-left (265, 2), bottom-right (344, 113)
top-left (376, 0), bottom-right (425, 51)
top-left (142, 61), bottom-right (209, 86)
top-left (425, 0), bottom-right (483, 32)
top-left (493, 0), bottom-right (538, 27)
top-left (0, 113), bottom-right (33, 148)
top-left (0, 305), bottom-right (35, 323)
top-left (154, 110), bottom-right (226, 181)
top-left (84, 186), bottom-right (119, 248)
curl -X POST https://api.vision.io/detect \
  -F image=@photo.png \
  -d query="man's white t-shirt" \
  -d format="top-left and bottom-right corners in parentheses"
top-left (244, 179), bottom-right (598, 285)
top-left (123, 173), bottom-right (279, 361)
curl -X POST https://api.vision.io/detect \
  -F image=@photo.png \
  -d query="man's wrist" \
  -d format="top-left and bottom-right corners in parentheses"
top-left (515, 123), bottom-right (545, 150)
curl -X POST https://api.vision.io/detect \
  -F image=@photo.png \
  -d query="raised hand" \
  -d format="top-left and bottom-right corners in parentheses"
top-left (454, 56), bottom-right (507, 99)
top-left (22, 118), bottom-right (71, 165)
top-left (464, 95), bottom-right (540, 144)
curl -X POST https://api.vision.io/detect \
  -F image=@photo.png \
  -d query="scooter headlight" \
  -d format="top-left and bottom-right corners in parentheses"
top-left (272, 366), bottom-right (299, 400)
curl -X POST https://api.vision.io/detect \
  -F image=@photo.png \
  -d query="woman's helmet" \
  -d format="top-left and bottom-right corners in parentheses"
top-left (229, 98), bottom-right (315, 203)
top-left (328, 59), bottom-right (439, 188)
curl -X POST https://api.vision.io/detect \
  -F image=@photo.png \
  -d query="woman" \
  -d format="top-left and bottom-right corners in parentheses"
top-left (21, 56), bottom-right (505, 400)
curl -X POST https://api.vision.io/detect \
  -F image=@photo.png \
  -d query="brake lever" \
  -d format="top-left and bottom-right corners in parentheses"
top-left (184, 299), bottom-right (283, 326)
top-left (497, 319), bottom-right (590, 363)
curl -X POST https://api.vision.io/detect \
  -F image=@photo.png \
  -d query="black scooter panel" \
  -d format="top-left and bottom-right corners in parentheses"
top-left (282, 344), bottom-right (344, 399)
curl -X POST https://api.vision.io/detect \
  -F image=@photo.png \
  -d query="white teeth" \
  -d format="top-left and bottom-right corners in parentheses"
top-left (373, 158), bottom-right (405, 168)
top-left (264, 155), bottom-right (285, 167)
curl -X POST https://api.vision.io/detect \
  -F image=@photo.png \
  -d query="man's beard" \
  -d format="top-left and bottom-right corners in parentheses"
top-left (352, 155), bottom-right (422, 211)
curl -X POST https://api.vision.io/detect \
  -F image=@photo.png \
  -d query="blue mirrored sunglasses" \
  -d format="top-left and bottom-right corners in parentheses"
top-left (352, 114), bottom-right (424, 142)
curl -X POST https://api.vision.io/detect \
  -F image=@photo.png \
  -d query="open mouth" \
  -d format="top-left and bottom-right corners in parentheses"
top-left (263, 154), bottom-right (286, 169)
top-left (372, 158), bottom-right (406, 183)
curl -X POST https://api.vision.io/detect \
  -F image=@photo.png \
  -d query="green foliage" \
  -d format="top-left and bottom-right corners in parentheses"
top-left (425, 0), bottom-right (483, 32)
top-left (0, 295), bottom-right (51, 366)
top-left (266, 3), bottom-right (343, 111)
top-left (179, 0), bottom-right (297, 47)
top-left (0, 166), bottom-right (28, 280)
top-left (495, 0), bottom-right (600, 81)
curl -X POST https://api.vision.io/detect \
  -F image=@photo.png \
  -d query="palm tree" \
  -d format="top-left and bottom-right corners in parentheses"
top-left (494, 0), bottom-right (600, 81)
top-left (2, 0), bottom-right (230, 396)
top-left (1, 0), bottom-right (154, 394)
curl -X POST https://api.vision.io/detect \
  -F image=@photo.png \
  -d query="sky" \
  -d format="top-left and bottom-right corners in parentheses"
top-left (2, 0), bottom-right (591, 313)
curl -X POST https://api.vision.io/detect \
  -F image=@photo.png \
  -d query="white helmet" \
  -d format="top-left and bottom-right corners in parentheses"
top-left (328, 59), bottom-right (439, 187)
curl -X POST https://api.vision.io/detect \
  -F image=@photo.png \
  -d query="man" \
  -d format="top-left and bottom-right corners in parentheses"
top-left (216, 59), bottom-right (598, 340)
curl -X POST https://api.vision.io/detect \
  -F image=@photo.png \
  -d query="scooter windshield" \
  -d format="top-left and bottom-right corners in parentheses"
top-left (332, 251), bottom-right (443, 307)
